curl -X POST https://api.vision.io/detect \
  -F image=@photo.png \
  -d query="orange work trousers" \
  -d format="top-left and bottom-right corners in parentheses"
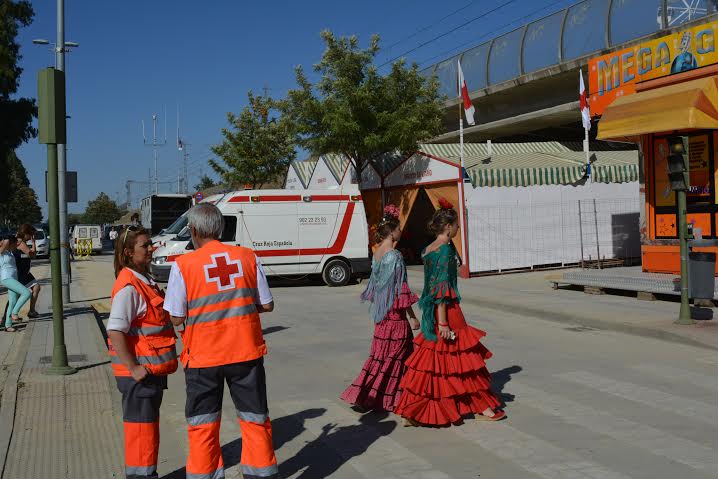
top-left (116, 375), bottom-right (166, 479)
top-left (184, 358), bottom-right (278, 479)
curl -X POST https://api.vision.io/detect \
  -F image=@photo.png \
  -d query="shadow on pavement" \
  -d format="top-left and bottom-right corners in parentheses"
top-left (159, 408), bottom-right (328, 479)
top-left (75, 360), bottom-right (111, 371)
top-left (262, 326), bottom-right (289, 335)
top-left (491, 365), bottom-right (522, 405)
top-left (279, 411), bottom-right (396, 479)
top-left (70, 295), bottom-right (110, 303)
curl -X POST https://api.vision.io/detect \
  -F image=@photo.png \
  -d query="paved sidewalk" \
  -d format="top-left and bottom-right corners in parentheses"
top-left (406, 267), bottom-right (718, 350)
top-left (0, 259), bottom-right (125, 479)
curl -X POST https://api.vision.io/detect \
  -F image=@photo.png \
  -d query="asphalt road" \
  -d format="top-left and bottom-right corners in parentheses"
top-left (84, 256), bottom-right (718, 478)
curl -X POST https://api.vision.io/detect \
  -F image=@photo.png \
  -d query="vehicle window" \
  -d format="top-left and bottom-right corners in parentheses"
top-left (164, 214), bottom-right (189, 235)
top-left (34, 230), bottom-right (45, 240)
top-left (221, 216), bottom-right (237, 242)
top-left (78, 227), bottom-right (87, 238)
top-left (90, 228), bottom-right (99, 238)
top-left (176, 226), bottom-right (190, 241)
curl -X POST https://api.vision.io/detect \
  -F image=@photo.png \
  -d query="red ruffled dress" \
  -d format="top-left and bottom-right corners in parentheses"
top-left (341, 251), bottom-right (418, 412)
top-left (395, 244), bottom-right (501, 426)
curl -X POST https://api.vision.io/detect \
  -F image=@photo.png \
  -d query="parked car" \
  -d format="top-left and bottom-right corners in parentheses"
top-left (30, 228), bottom-right (49, 258)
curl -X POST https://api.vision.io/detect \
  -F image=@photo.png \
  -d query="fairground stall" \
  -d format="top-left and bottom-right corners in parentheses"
top-left (592, 18), bottom-right (718, 274)
top-left (286, 142), bottom-right (639, 276)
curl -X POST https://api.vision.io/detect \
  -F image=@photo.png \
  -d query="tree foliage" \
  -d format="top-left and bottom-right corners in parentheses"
top-left (67, 213), bottom-right (84, 227)
top-left (282, 30), bottom-right (443, 183)
top-left (82, 192), bottom-right (123, 225)
top-left (0, 1), bottom-right (36, 204)
top-left (210, 92), bottom-right (296, 190)
top-left (194, 174), bottom-right (217, 192)
top-left (0, 151), bottom-right (42, 227)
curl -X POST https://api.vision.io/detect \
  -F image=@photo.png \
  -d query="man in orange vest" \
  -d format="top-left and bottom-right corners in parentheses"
top-left (164, 203), bottom-right (278, 479)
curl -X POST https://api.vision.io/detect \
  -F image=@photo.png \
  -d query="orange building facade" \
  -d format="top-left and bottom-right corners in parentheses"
top-left (591, 17), bottom-right (718, 274)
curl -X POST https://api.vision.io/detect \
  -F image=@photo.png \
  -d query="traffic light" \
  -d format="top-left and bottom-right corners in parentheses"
top-left (666, 136), bottom-right (689, 191)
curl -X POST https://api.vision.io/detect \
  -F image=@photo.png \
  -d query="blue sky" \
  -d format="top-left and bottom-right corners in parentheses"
top-left (14, 0), bottom-right (574, 215)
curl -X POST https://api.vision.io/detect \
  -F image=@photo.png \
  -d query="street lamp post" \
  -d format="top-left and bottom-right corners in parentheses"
top-left (33, 4), bottom-right (78, 304)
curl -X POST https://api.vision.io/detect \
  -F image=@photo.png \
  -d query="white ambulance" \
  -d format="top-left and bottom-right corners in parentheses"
top-left (150, 188), bottom-right (371, 286)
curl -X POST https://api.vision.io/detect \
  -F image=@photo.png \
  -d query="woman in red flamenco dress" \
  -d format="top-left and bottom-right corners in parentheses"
top-left (341, 205), bottom-right (420, 412)
top-left (395, 199), bottom-right (506, 426)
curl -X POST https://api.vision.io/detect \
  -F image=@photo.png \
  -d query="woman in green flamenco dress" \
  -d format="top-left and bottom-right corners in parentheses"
top-left (395, 198), bottom-right (506, 427)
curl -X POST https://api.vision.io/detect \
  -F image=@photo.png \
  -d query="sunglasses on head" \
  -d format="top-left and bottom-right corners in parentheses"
top-left (122, 225), bottom-right (139, 245)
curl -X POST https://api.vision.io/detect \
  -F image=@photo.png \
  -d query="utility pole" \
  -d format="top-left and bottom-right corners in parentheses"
top-left (38, 67), bottom-right (76, 375)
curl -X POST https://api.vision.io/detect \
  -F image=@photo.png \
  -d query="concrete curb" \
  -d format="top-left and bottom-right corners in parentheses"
top-left (464, 295), bottom-right (718, 351)
top-left (0, 320), bottom-right (34, 478)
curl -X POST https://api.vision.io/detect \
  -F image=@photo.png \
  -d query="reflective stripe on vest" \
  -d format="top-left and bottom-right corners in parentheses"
top-left (176, 241), bottom-right (267, 368)
top-left (108, 268), bottom-right (178, 377)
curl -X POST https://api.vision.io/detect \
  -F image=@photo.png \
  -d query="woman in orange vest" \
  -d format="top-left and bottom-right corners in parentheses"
top-left (107, 226), bottom-right (178, 479)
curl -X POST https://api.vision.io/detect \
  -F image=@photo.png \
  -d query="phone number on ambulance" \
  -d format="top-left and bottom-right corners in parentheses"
top-left (299, 216), bottom-right (327, 225)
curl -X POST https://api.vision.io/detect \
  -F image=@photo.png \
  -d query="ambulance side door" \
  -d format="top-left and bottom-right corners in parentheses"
top-left (239, 202), bottom-right (298, 277)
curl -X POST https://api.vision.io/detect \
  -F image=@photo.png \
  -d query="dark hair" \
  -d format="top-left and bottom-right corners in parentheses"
top-left (374, 216), bottom-right (400, 244)
top-left (113, 226), bottom-right (150, 277)
top-left (427, 206), bottom-right (458, 236)
top-left (18, 223), bottom-right (36, 240)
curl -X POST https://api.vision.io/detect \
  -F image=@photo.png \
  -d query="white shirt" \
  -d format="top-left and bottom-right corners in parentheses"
top-left (107, 269), bottom-right (155, 334)
top-left (109, 230), bottom-right (118, 240)
top-left (163, 256), bottom-right (273, 318)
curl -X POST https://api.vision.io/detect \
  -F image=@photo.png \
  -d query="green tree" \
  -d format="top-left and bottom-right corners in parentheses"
top-left (282, 30), bottom-right (443, 186)
top-left (83, 192), bottom-right (123, 225)
top-left (0, 1), bottom-right (36, 204)
top-left (0, 151), bottom-right (42, 226)
top-left (194, 174), bottom-right (217, 192)
top-left (67, 213), bottom-right (84, 227)
top-left (210, 91), bottom-right (296, 189)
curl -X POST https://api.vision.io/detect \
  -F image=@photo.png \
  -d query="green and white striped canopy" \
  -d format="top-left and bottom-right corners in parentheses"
top-left (418, 143), bottom-right (639, 187)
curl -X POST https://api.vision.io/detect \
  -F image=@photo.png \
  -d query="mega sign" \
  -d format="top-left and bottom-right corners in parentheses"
top-left (589, 21), bottom-right (718, 116)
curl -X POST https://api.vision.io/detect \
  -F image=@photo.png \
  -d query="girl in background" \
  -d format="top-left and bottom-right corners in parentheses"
top-left (395, 199), bottom-right (505, 427)
top-left (341, 205), bottom-right (419, 414)
top-left (1, 235), bottom-right (32, 332)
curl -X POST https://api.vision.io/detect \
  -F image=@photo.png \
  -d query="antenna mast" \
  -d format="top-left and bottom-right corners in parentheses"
top-left (142, 111), bottom-right (168, 194)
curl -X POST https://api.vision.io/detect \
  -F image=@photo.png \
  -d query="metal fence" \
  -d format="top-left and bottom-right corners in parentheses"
top-left (468, 197), bottom-right (641, 273)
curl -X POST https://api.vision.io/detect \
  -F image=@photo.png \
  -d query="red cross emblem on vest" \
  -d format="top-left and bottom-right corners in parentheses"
top-left (204, 252), bottom-right (243, 291)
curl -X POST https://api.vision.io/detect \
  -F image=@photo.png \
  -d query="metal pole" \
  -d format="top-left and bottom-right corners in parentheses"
top-left (46, 143), bottom-right (76, 375)
top-left (578, 200), bottom-right (585, 268)
top-left (584, 127), bottom-right (591, 183)
top-left (593, 198), bottom-right (601, 269)
top-left (676, 189), bottom-right (694, 324)
top-left (56, 0), bottom-right (70, 303)
top-left (458, 116), bottom-right (469, 269)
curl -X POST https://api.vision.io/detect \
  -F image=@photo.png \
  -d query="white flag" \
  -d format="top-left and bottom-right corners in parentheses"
top-left (580, 69), bottom-right (591, 131)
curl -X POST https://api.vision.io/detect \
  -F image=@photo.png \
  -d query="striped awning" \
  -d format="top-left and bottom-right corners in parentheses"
top-left (471, 165), bottom-right (586, 187)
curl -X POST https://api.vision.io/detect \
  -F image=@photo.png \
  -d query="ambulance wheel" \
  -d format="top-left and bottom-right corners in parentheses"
top-left (323, 259), bottom-right (351, 287)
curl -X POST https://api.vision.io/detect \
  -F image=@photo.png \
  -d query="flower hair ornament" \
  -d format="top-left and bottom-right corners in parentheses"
top-left (438, 198), bottom-right (454, 210)
top-left (383, 204), bottom-right (400, 221)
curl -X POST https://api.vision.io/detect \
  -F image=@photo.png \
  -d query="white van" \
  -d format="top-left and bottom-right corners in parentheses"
top-left (72, 224), bottom-right (102, 254)
top-left (150, 193), bottom-right (227, 248)
top-left (150, 188), bottom-right (370, 286)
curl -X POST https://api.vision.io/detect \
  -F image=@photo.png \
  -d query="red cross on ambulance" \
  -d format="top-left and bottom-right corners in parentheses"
top-left (204, 253), bottom-right (243, 291)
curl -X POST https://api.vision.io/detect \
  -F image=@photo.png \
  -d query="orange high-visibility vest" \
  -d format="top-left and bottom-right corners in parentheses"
top-left (175, 240), bottom-right (266, 368)
top-left (108, 268), bottom-right (178, 377)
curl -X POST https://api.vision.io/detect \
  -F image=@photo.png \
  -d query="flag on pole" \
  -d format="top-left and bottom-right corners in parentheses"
top-left (458, 60), bottom-right (475, 126)
top-left (178, 137), bottom-right (185, 151)
top-left (579, 69), bottom-right (591, 131)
